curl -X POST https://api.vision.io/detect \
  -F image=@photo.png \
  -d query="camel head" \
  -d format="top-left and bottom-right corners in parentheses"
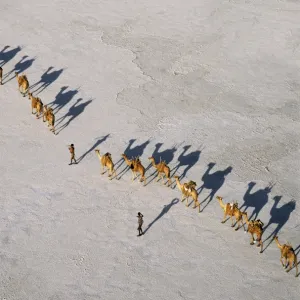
top-left (95, 149), bottom-right (100, 153)
top-left (121, 153), bottom-right (127, 159)
top-left (148, 156), bottom-right (155, 161)
top-left (174, 175), bottom-right (179, 179)
top-left (15, 71), bottom-right (19, 77)
top-left (274, 236), bottom-right (279, 241)
top-left (216, 196), bottom-right (223, 201)
top-left (28, 92), bottom-right (32, 99)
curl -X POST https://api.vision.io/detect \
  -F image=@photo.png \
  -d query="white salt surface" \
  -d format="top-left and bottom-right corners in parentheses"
top-left (0, 0), bottom-right (299, 299)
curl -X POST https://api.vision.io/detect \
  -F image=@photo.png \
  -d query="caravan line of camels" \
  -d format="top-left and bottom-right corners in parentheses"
top-left (0, 64), bottom-right (298, 278)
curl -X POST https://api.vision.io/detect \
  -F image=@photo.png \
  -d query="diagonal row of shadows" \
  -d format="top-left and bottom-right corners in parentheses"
top-left (2, 46), bottom-right (298, 258)
top-left (0, 46), bottom-right (92, 134)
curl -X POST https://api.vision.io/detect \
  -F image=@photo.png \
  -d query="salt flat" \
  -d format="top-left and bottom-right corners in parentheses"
top-left (0, 0), bottom-right (300, 299)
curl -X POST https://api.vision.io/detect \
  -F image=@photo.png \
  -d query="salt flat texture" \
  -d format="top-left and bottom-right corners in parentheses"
top-left (0, 0), bottom-right (300, 299)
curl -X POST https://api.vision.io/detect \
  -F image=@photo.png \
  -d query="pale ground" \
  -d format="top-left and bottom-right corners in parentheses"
top-left (0, 0), bottom-right (300, 299)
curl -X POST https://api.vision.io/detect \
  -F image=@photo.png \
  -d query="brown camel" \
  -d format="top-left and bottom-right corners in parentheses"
top-left (42, 105), bottom-right (53, 122)
top-left (35, 98), bottom-right (43, 119)
top-left (15, 72), bottom-right (29, 96)
top-left (121, 154), bottom-right (146, 185)
top-left (28, 92), bottom-right (42, 115)
top-left (95, 149), bottom-right (117, 179)
top-left (274, 236), bottom-right (298, 277)
top-left (242, 212), bottom-right (264, 253)
top-left (174, 175), bottom-right (200, 212)
top-left (46, 110), bottom-right (55, 134)
top-left (0, 67), bottom-right (2, 85)
top-left (216, 196), bottom-right (245, 231)
top-left (148, 156), bottom-right (172, 186)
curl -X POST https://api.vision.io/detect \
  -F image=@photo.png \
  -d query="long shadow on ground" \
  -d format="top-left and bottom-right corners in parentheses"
top-left (116, 139), bottom-right (151, 180)
top-left (240, 181), bottom-right (275, 221)
top-left (197, 163), bottom-right (233, 212)
top-left (143, 198), bottom-right (179, 235)
top-left (0, 45), bottom-right (22, 67)
top-left (3, 55), bottom-right (36, 84)
top-left (262, 196), bottom-right (296, 252)
top-left (55, 98), bottom-right (93, 135)
top-left (77, 134), bottom-right (110, 163)
top-left (30, 66), bottom-right (65, 94)
top-left (48, 86), bottom-right (79, 114)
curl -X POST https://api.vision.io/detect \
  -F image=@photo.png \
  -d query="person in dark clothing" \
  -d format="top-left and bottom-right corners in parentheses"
top-left (137, 212), bottom-right (144, 236)
top-left (68, 143), bottom-right (77, 165)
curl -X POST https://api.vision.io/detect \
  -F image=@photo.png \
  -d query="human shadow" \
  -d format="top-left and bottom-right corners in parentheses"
top-left (0, 46), bottom-right (22, 67)
top-left (198, 163), bottom-right (233, 211)
top-left (116, 139), bottom-right (151, 179)
top-left (262, 197), bottom-right (296, 252)
top-left (55, 98), bottom-right (93, 135)
top-left (145, 143), bottom-right (179, 185)
top-left (77, 134), bottom-right (110, 163)
top-left (48, 86), bottom-right (79, 113)
top-left (30, 67), bottom-right (64, 94)
top-left (143, 198), bottom-right (179, 234)
top-left (171, 145), bottom-right (203, 180)
top-left (240, 182), bottom-right (274, 221)
top-left (3, 55), bottom-right (36, 83)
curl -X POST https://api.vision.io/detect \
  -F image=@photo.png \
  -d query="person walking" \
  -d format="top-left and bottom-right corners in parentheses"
top-left (68, 143), bottom-right (77, 165)
top-left (137, 212), bottom-right (144, 236)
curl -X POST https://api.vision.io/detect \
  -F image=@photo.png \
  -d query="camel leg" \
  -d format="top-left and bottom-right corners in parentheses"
top-left (221, 212), bottom-right (227, 223)
top-left (101, 166), bottom-right (106, 174)
top-left (280, 256), bottom-right (285, 267)
top-left (181, 194), bottom-right (186, 202)
top-left (258, 239), bottom-right (263, 253)
top-left (250, 234), bottom-right (254, 245)
top-left (230, 216), bottom-right (235, 227)
top-left (143, 176), bottom-right (146, 186)
top-left (198, 202), bottom-right (201, 213)
top-left (186, 196), bottom-right (189, 207)
top-left (286, 259), bottom-right (293, 273)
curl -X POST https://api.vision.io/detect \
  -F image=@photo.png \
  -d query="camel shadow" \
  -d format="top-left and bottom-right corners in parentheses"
top-left (77, 134), bottom-right (110, 163)
top-left (30, 67), bottom-right (65, 94)
top-left (197, 163), bottom-right (233, 212)
top-left (3, 55), bottom-right (36, 84)
top-left (240, 181), bottom-right (274, 221)
top-left (145, 143), bottom-right (179, 185)
top-left (0, 45), bottom-right (22, 67)
top-left (116, 139), bottom-right (151, 179)
top-left (55, 98), bottom-right (93, 135)
top-left (171, 145), bottom-right (203, 181)
top-left (48, 86), bottom-right (79, 114)
top-left (262, 197), bottom-right (296, 252)
top-left (143, 198), bottom-right (179, 234)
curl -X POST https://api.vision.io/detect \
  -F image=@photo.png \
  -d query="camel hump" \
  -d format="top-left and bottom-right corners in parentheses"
top-left (104, 152), bottom-right (111, 156)
top-left (255, 220), bottom-right (264, 228)
top-left (187, 180), bottom-right (197, 188)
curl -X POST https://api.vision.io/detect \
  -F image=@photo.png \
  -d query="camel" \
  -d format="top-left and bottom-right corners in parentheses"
top-left (174, 175), bottom-right (200, 212)
top-left (121, 154), bottom-right (146, 184)
top-left (46, 110), bottom-right (55, 134)
top-left (15, 72), bottom-right (29, 96)
top-left (28, 92), bottom-right (42, 115)
top-left (0, 67), bottom-right (2, 85)
top-left (95, 149), bottom-right (117, 179)
top-left (216, 196), bottom-right (245, 231)
top-left (148, 156), bottom-right (172, 186)
top-left (242, 211), bottom-right (264, 253)
top-left (42, 105), bottom-right (53, 122)
top-left (35, 98), bottom-right (43, 119)
top-left (274, 236), bottom-right (298, 277)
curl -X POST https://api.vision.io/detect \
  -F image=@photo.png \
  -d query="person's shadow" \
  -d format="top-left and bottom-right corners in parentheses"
top-left (171, 145), bottom-right (203, 180)
top-left (116, 139), bottom-right (151, 179)
top-left (198, 163), bottom-right (233, 211)
top-left (30, 67), bottom-right (64, 94)
top-left (240, 182), bottom-right (274, 221)
top-left (143, 198), bottom-right (179, 234)
top-left (262, 196), bottom-right (296, 252)
top-left (77, 134), bottom-right (110, 163)
top-left (0, 45), bottom-right (22, 67)
top-left (3, 55), bottom-right (36, 83)
top-left (55, 98), bottom-right (93, 135)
